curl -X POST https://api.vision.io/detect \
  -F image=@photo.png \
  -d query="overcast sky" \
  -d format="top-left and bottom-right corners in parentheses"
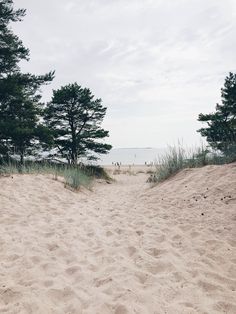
top-left (14, 0), bottom-right (236, 148)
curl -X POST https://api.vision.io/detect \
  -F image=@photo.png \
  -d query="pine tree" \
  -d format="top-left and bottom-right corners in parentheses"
top-left (45, 83), bottom-right (112, 164)
top-left (198, 72), bottom-right (236, 156)
top-left (0, 0), bottom-right (29, 77)
top-left (0, 0), bottom-right (54, 163)
top-left (0, 72), bottom-right (54, 163)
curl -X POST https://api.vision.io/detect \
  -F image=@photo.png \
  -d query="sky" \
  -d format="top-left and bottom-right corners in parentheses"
top-left (13, 0), bottom-right (236, 148)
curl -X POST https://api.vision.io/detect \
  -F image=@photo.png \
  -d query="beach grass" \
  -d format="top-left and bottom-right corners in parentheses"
top-left (149, 145), bottom-right (235, 183)
top-left (0, 160), bottom-right (111, 190)
top-left (63, 168), bottom-right (92, 190)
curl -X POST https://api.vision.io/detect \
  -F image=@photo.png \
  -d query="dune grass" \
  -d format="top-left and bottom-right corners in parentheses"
top-left (63, 168), bottom-right (92, 190)
top-left (149, 145), bottom-right (235, 183)
top-left (0, 160), bottom-right (110, 190)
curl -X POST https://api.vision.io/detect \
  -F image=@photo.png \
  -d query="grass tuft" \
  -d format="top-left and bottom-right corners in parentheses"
top-left (64, 168), bottom-right (92, 190)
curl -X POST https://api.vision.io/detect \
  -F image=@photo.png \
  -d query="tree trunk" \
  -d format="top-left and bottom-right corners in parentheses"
top-left (71, 121), bottom-right (77, 165)
top-left (71, 155), bottom-right (77, 165)
top-left (20, 152), bottom-right (24, 165)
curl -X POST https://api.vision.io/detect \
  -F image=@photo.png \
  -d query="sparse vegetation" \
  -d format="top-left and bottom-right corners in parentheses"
top-left (148, 145), bottom-right (234, 183)
top-left (63, 168), bottom-right (92, 190)
top-left (0, 161), bottom-right (111, 190)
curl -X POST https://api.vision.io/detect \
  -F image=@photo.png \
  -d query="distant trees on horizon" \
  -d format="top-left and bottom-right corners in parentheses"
top-left (0, 0), bottom-right (111, 165)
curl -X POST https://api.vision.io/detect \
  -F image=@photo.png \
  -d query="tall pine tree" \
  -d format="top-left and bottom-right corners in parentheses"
top-left (0, 0), bottom-right (54, 163)
top-left (45, 83), bottom-right (112, 164)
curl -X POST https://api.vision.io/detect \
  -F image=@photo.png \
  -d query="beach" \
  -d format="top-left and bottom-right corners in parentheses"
top-left (0, 163), bottom-right (235, 313)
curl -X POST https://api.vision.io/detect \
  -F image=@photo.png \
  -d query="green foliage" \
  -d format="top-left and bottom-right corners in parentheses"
top-left (45, 83), bottom-right (112, 164)
top-left (0, 72), bottom-right (54, 163)
top-left (0, 0), bottom-right (54, 163)
top-left (198, 72), bottom-right (236, 157)
top-left (0, 0), bottom-right (29, 76)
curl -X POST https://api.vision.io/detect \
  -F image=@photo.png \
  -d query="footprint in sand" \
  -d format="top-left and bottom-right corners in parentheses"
top-left (198, 280), bottom-right (223, 292)
top-left (7, 254), bottom-right (20, 262)
top-left (44, 232), bottom-right (54, 238)
top-left (65, 266), bottom-right (81, 276)
top-left (30, 255), bottom-right (41, 264)
top-left (94, 276), bottom-right (113, 287)
top-left (94, 249), bottom-right (105, 256)
top-left (134, 271), bottom-right (149, 284)
top-left (203, 271), bottom-right (236, 291)
top-left (17, 279), bottom-right (36, 287)
top-left (145, 248), bottom-right (167, 258)
top-left (67, 218), bottom-right (74, 223)
top-left (115, 304), bottom-right (128, 314)
top-left (179, 224), bottom-right (192, 232)
top-left (125, 246), bottom-right (137, 257)
top-left (44, 280), bottom-right (54, 287)
top-left (87, 232), bottom-right (94, 237)
top-left (41, 263), bottom-right (58, 277)
top-left (136, 230), bottom-right (144, 236)
top-left (195, 248), bottom-right (206, 256)
top-left (47, 243), bottom-right (60, 252)
top-left (47, 287), bottom-right (76, 304)
top-left (227, 239), bottom-right (236, 248)
top-left (172, 234), bottom-right (182, 241)
top-left (213, 301), bottom-right (236, 313)
top-left (115, 228), bottom-right (123, 235)
top-left (0, 288), bottom-right (22, 305)
top-left (144, 261), bottom-right (174, 275)
top-left (155, 234), bottom-right (166, 243)
top-left (190, 231), bottom-right (200, 238)
top-left (106, 230), bottom-right (113, 237)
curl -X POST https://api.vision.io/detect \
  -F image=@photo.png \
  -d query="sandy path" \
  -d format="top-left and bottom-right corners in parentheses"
top-left (0, 164), bottom-right (235, 313)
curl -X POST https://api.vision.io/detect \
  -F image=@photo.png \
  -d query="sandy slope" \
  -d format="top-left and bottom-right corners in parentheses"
top-left (0, 163), bottom-right (235, 314)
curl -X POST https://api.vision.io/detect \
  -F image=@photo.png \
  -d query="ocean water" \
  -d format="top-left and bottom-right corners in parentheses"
top-left (97, 148), bottom-right (166, 165)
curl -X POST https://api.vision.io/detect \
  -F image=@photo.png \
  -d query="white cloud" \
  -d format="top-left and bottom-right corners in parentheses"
top-left (14, 0), bottom-right (236, 147)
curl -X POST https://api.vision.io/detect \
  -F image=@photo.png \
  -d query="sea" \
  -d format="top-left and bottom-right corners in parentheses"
top-left (97, 148), bottom-right (167, 165)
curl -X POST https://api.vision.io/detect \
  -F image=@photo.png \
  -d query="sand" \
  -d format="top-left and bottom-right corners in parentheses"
top-left (105, 164), bottom-right (155, 174)
top-left (0, 163), bottom-right (235, 313)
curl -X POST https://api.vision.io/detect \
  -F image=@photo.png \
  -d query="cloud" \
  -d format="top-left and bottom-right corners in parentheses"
top-left (13, 0), bottom-right (236, 147)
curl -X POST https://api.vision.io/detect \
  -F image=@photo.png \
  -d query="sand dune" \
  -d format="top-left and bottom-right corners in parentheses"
top-left (0, 163), bottom-right (235, 313)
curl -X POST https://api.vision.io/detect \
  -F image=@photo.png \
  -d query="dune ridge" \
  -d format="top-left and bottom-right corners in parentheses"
top-left (0, 163), bottom-right (235, 313)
